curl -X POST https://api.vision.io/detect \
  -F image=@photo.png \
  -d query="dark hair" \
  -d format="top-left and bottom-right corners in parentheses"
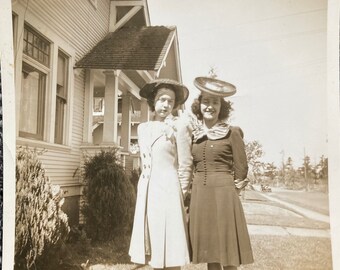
top-left (191, 94), bottom-right (233, 121)
top-left (146, 84), bottom-right (180, 112)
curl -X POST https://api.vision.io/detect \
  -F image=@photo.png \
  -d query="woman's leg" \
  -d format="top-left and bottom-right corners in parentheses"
top-left (207, 263), bottom-right (222, 270)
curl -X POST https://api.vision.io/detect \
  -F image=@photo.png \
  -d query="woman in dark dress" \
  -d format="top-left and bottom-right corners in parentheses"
top-left (188, 77), bottom-right (254, 270)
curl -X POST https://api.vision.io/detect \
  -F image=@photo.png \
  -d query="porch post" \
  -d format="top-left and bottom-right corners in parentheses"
top-left (83, 69), bottom-right (94, 144)
top-left (102, 70), bottom-right (120, 144)
top-left (121, 91), bottom-right (132, 151)
top-left (140, 99), bottom-right (150, 123)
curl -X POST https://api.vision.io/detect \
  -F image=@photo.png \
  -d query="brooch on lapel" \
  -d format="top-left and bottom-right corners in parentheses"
top-left (162, 117), bottom-right (177, 142)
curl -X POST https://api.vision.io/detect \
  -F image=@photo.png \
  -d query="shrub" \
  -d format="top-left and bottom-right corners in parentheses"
top-left (129, 168), bottom-right (141, 192)
top-left (15, 147), bottom-right (70, 270)
top-left (81, 148), bottom-right (136, 242)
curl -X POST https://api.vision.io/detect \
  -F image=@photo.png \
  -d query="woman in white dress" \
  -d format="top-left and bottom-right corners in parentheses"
top-left (129, 79), bottom-right (192, 269)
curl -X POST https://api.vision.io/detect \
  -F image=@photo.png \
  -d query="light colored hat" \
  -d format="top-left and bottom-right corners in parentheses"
top-left (139, 78), bottom-right (189, 105)
top-left (194, 76), bottom-right (236, 97)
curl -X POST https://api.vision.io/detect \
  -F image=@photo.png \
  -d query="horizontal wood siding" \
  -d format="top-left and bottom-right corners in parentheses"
top-left (15, 0), bottom-right (111, 193)
top-left (21, 0), bottom-right (110, 62)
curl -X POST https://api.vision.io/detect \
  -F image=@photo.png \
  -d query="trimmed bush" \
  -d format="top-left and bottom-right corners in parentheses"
top-left (129, 168), bottom-right (141, 192)
top-left (81, 148), bottom-right (136, 242)
top-left (15, 147), bottom-right (70, 269)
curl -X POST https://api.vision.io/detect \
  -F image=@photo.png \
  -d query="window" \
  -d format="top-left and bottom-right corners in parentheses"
top-left (94, 97), bottom-right (104, 113)
top-left (23, 25), bottom-right (50, 67)
top-left (18, 23), bottom-right (71, 145)
top-left (19, 24), bottom-right (50, 141)
top-left (55, 51), bottom-right (69, 144)
top-left (19, 63), bottom-right (46, 139)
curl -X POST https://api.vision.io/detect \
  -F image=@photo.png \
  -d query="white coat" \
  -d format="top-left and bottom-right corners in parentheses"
top-left (129, 116), bottom-right (192, 268)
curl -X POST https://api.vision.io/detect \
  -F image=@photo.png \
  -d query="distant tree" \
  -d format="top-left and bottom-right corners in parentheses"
top-left (284, 157), bottom-right (295, 186)
top-left (245, 140), bottom-right (264, 182)
top-left (318, 155), bottom-right (328, 179)
top-left (263, 162), bottom-right (278, 183)
top-left (302, 155), bottom-right (313, 190)
top-left (314, 155), bottom-right (328, 188)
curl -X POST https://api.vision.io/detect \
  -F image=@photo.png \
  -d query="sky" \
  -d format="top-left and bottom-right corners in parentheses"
top-left (148, 0), bottom-right (327, 168)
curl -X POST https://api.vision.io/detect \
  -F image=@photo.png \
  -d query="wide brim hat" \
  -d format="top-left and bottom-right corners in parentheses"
top-left (194, 76), bottom-right (236, 97)
top-left (139, 78), bottom-right (189, 105)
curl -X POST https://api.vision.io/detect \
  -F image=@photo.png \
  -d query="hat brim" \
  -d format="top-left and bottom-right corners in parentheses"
top-left (194, 77), bottom-right (236, 97)
top-left (140, 79), bottom-right (189, 105)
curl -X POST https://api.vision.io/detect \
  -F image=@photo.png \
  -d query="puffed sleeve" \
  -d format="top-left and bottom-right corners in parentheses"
top-left (230, 126), bottom-right (249, 189)
top-left (175, 117), bottom-right (193, 198)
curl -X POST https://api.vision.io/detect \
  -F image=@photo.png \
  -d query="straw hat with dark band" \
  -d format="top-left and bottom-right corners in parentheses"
top-left (139, 78), bottom-right (189, 105)
top-left (194, 76), bottom-right (236, 97)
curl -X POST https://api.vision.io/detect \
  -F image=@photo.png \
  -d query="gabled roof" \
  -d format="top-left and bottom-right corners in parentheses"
top-left (75, 26), bottom-right (176, 70)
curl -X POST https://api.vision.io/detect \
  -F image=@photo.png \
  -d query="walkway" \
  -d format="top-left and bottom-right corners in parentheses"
top-left (248, 224), bottom-right (330, 238)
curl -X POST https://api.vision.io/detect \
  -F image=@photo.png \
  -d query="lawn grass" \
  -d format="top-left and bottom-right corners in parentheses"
top-left (239, 235), bottom-right (332, 270)
top-left (60, 189), bottom-right (332, 270)
top-left (62, 234), bottom-right (332, 270)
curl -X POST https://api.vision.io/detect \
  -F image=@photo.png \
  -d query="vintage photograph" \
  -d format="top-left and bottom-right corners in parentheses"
top-left (1, 0), bottom-right (340, 269)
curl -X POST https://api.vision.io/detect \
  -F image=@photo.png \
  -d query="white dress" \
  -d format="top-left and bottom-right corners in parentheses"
top-left (129, 116), bottom-right (192, 268)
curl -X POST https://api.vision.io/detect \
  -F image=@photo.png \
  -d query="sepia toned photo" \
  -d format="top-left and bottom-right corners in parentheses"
top-left (1, 0), bottom-right (340, 269)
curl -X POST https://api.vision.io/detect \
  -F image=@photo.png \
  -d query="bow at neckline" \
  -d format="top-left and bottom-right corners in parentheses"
top-left (192, 120), bottom-right (230, 142)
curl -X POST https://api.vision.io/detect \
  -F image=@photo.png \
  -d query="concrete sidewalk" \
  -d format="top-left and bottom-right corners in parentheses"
top-left (247, 224), bottom-right (330, 238)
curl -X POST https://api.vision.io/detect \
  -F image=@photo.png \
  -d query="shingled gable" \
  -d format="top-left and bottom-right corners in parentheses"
top-left (75, 26), bottom-right (176, 70)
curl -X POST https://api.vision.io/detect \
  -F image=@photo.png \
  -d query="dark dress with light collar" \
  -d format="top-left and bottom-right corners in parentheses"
top-left (189, 126), bottom-right (254, 266)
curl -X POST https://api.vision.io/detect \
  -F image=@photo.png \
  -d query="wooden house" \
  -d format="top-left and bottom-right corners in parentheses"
top-left (12, 0), bottom-right (184, 225)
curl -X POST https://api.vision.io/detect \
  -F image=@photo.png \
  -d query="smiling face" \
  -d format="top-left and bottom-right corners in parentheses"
top-left (200, 93), bottom-right (222, 125)
top-left (154, 88), bottom-right (176, 121)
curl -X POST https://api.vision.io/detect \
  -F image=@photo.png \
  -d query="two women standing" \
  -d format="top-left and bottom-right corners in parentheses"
top-left (129, 77), bottom-right (253, 270)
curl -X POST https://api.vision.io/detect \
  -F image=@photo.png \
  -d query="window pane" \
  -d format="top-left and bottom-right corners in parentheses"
top-left (27, 43), bottom-right (33, 56)
top-left (57, 55), bottom-right (66, 89)
top-left (23, 25), bottom-right (50, 67)
top-left (94, 98), bottom-right (104, 112)
top-left (33, 47), bottom-right (38, 59)
top-left (20, 63), bottom-right (45, 139)
top-left (55, 51), bottom-right (69, 144)
top-left (55, 96), bottom-right (65, 144)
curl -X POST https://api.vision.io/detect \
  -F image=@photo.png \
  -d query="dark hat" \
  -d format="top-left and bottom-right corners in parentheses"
top-left (139, 78), bottom-right (189, 105)
top-left (194, 76), bottom-right (236, 97)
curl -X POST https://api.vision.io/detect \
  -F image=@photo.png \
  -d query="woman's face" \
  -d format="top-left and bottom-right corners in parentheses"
top-left (154, 88), bottom-right (176, 121)
top-left (200, 93), bottom-right (221, 123)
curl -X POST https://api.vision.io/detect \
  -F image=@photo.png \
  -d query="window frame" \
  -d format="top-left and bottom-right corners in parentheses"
top-left (19, 25), bottom-right (51, 140)
top-left (54, 50), bottom-right (69, 145)
top-left (13, 8), bottom-right (75, 149)
top-left (19, 61), bottom-right (47, 140)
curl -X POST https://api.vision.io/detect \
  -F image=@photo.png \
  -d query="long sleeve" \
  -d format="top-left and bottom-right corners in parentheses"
top-left (230, 126), bottom-right (249, 183)
top-left (175, 118), bottom-right (193, 198)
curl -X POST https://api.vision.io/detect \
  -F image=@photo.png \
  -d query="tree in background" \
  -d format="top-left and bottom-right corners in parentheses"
top-left (302, 155), bottom-right (312, 190)
top-left (284, 157), bottom-right (296, 187)
top-left (263, 162), bottom-right (278, 185)
top-left (245, 140), bottom-right (264, 183)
